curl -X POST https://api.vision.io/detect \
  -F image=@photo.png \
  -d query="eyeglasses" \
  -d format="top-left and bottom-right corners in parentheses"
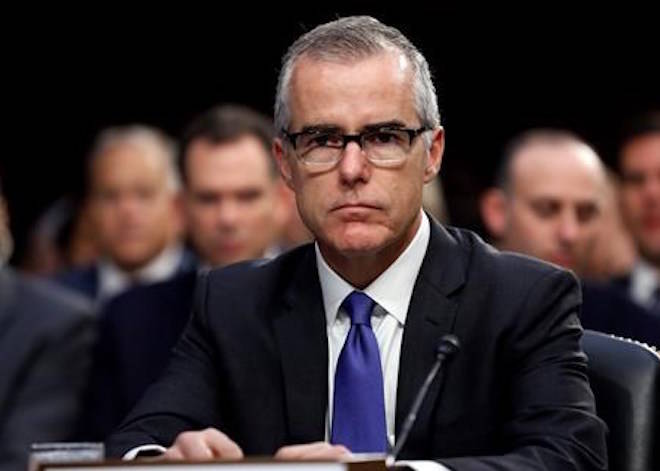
top-left (281, 125), bottom-right (430, 171)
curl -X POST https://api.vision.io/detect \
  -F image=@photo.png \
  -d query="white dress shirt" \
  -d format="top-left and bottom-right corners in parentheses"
top-left (97, 243), bottom-right (185, 302)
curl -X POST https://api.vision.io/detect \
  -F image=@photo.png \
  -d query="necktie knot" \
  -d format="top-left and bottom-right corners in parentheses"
top-left (342, 291), bottom-right (375, 325)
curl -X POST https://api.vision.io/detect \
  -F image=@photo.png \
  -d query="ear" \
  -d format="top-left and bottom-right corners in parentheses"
top-left (423, 127), bottom-right (444, 183)
top-left (273, 138), bottom-right (294, 190)
top-left (272, 179), bottom-right (292, 228)
top-left (169, 190), bottom-right (187, 239)
top-left (479, 188), bottom-right (509, 239)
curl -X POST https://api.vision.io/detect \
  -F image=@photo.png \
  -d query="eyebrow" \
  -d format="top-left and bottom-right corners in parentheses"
top-left (298, 120), bottom-right (410, 134)
top-left (298, 124), bottom-right (342, 134)
top-left (362, 120), bottom-right (409, 131)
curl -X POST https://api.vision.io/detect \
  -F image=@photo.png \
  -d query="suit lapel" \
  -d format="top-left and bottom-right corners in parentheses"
top-left (395, 222), bottom-right (466, 451)
top-left (273, 247), bottom-right (328, 444)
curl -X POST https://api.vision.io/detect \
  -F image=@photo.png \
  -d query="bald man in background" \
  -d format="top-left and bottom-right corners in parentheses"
top-left (56, 126), bottom-right (191, 303)
top-left (480, 129), bottom-right (659, 347)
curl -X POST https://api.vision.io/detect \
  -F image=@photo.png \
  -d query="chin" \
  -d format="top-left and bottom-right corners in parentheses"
top-left (331, 228), bottom-right (392, 257)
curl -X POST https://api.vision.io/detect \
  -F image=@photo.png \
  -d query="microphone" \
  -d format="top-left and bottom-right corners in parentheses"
top-left (386, 334), bottom-right (460, 468)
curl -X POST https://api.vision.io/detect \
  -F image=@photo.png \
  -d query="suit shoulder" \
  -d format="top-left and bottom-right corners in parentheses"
top-left (101, 271), bottom-right (198, 325)
top-left (106, 271), bottom-right (197, 308)
top-left (8, 272), bottom-right (93, 332)
top-left (445, 226), bottom-right (577, 288)
top-left (52, 265), bottom-right (97, 298)
top-left (205, 243), bottom-right (313, 291)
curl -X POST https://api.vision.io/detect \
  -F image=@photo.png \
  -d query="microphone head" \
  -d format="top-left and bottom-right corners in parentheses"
top-left (436, 334), bottom-right (461, 358)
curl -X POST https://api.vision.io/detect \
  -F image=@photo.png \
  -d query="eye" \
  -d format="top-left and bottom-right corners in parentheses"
top-left (365, 130), bottom-right (405, 146)
top-left (303, 132), bottom-right (343, 149)
top-left (576, 203), bottom-right (599, 223)
top-left (530, 199), bottom-right (560, 219)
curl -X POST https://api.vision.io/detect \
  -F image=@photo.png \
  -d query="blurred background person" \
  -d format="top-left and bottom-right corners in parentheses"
top-left (480, 129), bottom-right (660, 346)
top-left (584, 170), bottom-right (638, 280)
top-left (20, 197), bottom-right (100, 276)
top-left (616, 111), bottom-right (660, 312)
top-left (180, 105), bottom-right (305, 265)
top-left (55, 126), bottom-right (189, 303)
top-left (83, 104), bottom-right (307, 439)
top-left (0, 178), bottom-right (95, 471)
top-left (422, 176), bottom-right (450, 224)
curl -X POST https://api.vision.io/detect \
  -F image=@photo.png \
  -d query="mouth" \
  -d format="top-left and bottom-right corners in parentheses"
top-left (331, 202), bottom-right (381, 211)
top-left (548, 254), bottom-right (575, 268)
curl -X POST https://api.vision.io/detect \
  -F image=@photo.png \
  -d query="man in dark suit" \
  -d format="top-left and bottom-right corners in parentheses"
top-left (107, 16), bottom-right (607, 470)
top-left (0, 184), bottom-right (95, 471)
top-left (83, 105), bottom-right (292, 439)
top-left (55, 126), bottom-right (189, 303)
top-left (480, 129), bottom-right (660, 347)
top-left (616, 112), bottom-right (660, 312)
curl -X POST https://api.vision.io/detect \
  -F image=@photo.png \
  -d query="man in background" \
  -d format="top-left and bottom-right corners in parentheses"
top-left (617, 112), bottom-right (660, 312)
top-left (480, 128), bottom-right (659, 346)
top-left (56, 126), bottom-right (189, 303)
top-left (84, 105), bottom-right (304, 439)
top-left (0, 178), bottom-right (95, 470)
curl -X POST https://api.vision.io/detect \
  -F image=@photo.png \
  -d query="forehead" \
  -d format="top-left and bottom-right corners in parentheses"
top-left (288, 51), bottom-right (418, 130)
top-left (186, 136), bottom-right (273, 188)
top-left (620, 133), bottom-right (660, 171)
top-left (92, 143), bottom-right (167, 184)
top-left (510, 142), bottom-right (606, 202)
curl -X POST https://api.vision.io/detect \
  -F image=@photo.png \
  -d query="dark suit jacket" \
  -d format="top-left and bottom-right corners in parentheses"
top-left (55, 264), bottom-right (98, 299)
top-left (82, 270), bottom-right (198, 440)
top-left (581, 281), bottom-right (660, 348)
top-left (0, 268), bottom-right (95, 471)
top-left (107, 223), bottom-right (607, 470)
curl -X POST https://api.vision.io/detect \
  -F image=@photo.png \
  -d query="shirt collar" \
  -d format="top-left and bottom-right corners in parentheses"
top-left (630, 258), bottom-right (660, 307)
top-left (316, 211), bottom-right (431, 326)
top-left (98, 243), bottom-right (184, 300)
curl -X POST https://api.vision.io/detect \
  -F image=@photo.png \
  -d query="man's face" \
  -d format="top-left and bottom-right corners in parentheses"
top-left (274, 52), bottom-right (443, 265)
top-left (184, 136), bottom-right (279, 267)
top-left (499, 144), bottom-right (605, 274)
top-left (89, 143), bottom-right (180, 271)
top-left (619, 133), bottom-right (660, 265)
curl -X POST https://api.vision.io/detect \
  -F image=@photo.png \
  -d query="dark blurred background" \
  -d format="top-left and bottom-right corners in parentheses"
top-left (3, 3), bottom-right (659, 264)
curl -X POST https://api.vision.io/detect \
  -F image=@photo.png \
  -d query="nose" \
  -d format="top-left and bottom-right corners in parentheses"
top-left (117, 194), bottom-right (141, 220)
top-left (215, 200), bottom-right (240, 229)
top-left (557, 211), bottom-right (580, 245)
top-left (337, 141), bottom-right (371, 186)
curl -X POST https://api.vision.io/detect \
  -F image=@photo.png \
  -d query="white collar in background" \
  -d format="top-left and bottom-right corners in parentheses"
top-left (98, 243), bottom-right (184, 301)
top-left (630, 258), bottom-right (660, 308)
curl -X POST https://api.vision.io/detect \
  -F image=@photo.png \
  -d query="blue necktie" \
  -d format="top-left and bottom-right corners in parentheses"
top-left (331, 291), bottom-right (387, 453)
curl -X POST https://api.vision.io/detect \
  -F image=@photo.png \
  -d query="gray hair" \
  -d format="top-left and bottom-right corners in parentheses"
top-left (274, 16), bottom-right (440, 138)
top-left (88, 125), bottom-right (181, 192)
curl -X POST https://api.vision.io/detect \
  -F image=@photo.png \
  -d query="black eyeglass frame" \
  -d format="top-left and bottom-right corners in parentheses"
top-left (281, 126), bottom-right (430, 152)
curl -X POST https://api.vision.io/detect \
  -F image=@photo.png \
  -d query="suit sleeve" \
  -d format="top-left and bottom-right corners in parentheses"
top-left (105, 272), bottom-right (225, 458)
top-left (0, 306), bottom-right (95, 471)
top-left (439, 269), bottom-right (608, 471)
